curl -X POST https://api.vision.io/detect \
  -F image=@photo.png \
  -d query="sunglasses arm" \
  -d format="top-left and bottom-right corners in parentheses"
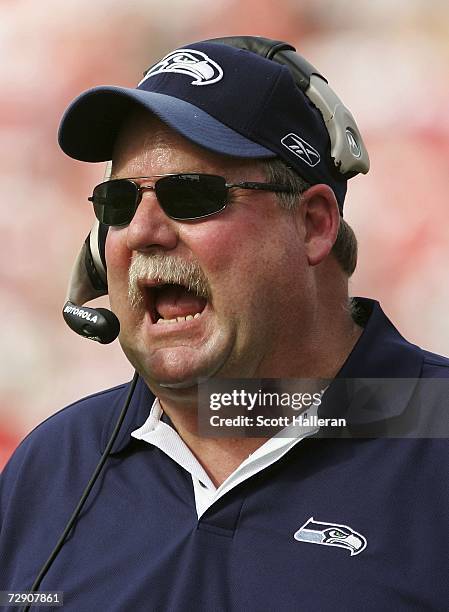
top-left (227, 181), bottom-right (294, 193)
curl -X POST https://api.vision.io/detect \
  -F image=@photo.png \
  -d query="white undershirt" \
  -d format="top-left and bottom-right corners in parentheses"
top-left (131, 399), bottom-right (319, 519)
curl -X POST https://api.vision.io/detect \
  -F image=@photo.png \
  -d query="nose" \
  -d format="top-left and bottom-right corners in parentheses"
top-left (126, 190), bottom-right (178, 252)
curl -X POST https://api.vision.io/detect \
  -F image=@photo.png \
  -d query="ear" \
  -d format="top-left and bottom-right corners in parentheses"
top-left (299, 184), bottom-right (340, 266)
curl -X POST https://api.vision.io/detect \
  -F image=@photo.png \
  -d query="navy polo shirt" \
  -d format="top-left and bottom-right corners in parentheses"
top-left (1, 298), bottom-right (449, 611)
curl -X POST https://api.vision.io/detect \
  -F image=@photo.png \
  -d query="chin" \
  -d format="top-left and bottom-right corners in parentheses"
top-left (158, 379), bottom-right (198, 390)
top-left (123, 343), bottom-right (224, 390)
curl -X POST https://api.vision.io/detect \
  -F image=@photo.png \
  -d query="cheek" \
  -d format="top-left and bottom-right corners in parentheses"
top-left (193, 215), bottom-right (296, 268)
top-left (180, 216), bottom-right (263, 273)
top-left (183, 216), bottom-right (301, 307)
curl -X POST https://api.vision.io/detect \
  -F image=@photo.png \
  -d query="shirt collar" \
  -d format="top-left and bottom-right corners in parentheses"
top-left (336, 298), bottom-right (423, 379)
top-left (318, 297), bottom-right (424, 428)
top-left (100, 375), bottom-right (156, 454)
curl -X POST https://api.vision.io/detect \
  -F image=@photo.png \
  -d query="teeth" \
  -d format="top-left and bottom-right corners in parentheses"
top-left (156, 312), bottom-right (202, 324)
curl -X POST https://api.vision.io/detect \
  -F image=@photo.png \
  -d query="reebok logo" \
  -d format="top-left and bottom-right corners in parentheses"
top-left (281, 133), bottom-right (321, 167)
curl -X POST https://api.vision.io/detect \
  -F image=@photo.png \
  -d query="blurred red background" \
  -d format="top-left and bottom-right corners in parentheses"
top-left (1, 0), bottom-right (448, 468)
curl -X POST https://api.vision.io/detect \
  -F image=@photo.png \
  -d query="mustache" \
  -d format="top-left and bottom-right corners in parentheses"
top-left (128, 253), bottom-right (211, 308)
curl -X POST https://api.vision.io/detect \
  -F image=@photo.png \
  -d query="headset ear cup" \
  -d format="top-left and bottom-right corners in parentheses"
top-left (95, 160), bottom-right (112, 282)
top-left (63, 220), bottom-right (118, 342)
top-left (98, 222), bottom-right (108, 275)
top-left (62, 162), bottom-right (120, 343)
top-left (85, 220), bottom-right (108, 292)
top-left (65, 226), bottom-right (108, 307)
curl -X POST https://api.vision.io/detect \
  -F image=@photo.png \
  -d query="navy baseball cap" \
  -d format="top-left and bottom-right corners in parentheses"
top-left (58, 41), bottom-right (348, 207)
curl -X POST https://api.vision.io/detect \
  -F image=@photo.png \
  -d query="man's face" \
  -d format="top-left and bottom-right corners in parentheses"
top-left (106, 112), bottom-right (312, 395)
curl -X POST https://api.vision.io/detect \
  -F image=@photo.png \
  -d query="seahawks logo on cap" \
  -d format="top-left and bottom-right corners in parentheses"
top-left (294, 517), bottom-right (367, 556)
top-left (138, 49), bottom-right (224, 87)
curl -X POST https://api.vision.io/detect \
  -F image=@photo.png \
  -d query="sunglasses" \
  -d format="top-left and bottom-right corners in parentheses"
top-left (88, 173), bottom-right (294, 226)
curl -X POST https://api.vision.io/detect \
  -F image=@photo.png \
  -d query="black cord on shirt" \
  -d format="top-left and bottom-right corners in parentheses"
top-left (21, 371), bottom-right (139, 612)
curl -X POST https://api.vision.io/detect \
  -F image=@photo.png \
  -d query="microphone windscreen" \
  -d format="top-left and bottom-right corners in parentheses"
top-left (62, 301), bottom-right (120, 344)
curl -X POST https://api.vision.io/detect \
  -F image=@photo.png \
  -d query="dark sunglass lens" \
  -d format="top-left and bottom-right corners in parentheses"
top-left (91, 180), bottom-right (138, 226)
top-left (155, 174), bottom-right (227, 219)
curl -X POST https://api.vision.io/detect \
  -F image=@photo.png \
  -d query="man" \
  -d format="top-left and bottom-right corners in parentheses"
top-left (1, 38), bottom-right (448, 611)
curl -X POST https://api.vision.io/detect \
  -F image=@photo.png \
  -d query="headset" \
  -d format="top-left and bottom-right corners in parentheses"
top-left (62, 162), bottom-right (117, 343)
top-left (25, 37), bottom-right (370, 606)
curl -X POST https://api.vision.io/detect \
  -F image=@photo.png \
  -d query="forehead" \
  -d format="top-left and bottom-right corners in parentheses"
top-left (111, 108), bottom-right (265, 178)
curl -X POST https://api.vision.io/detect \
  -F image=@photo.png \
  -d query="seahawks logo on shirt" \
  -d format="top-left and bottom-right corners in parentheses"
top-left (294, 517), bottom-right (367, 556)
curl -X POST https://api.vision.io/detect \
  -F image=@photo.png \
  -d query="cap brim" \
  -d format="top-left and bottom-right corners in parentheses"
top-left (58, 86), bottom-right (276, 162)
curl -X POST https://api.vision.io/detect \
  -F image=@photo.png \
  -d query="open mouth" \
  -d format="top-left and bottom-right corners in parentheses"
top-left (141, 282), bottom-right (208, 325)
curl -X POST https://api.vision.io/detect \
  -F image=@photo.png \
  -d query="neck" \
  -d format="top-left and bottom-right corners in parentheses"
top-left (162, 411), bottom-right (269, 487)
top-left (149, 288), bottom-right (363, 486)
